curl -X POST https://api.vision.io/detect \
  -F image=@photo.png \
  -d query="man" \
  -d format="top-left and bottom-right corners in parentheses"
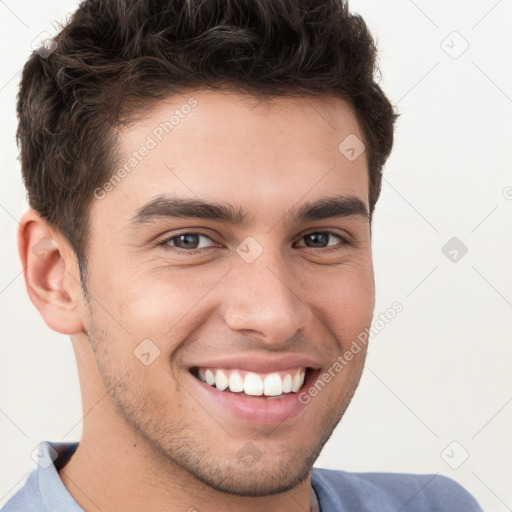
top-left (4, 0), bottom-right (483, 511)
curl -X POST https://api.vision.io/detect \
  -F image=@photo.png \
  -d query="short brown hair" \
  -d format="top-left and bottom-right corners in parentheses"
top-left (17, 0), bottom-right (397, 285)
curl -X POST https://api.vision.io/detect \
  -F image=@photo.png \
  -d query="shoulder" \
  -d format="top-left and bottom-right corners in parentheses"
top-left (2, 441), bottom-right (81, 512)
top-left (2, 469), bottom-right (42, 512)
top-left (311, 468), bottom-right (483, 512)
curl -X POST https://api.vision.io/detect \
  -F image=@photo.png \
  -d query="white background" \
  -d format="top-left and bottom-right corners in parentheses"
top-left (1, 1), bottom-right (511, 510)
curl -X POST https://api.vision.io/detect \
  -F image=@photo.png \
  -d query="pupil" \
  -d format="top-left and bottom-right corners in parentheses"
top-left (178, 234), bottom-right (199, 249)
top-left (306, 233), bottom-right (328, 248)
top-left (174, 234), bottom-right (330, 249)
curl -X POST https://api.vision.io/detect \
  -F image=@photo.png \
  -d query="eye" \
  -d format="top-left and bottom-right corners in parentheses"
top-left (159, 232), bottom-right (218, 251)
top-left (295, 231), bottom-right (348, 250)
top-left (157, 230), bottom-right (349, 254)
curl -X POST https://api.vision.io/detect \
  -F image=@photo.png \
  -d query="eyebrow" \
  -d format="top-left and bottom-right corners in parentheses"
top-left (128, 194), bottom-right (369, 229)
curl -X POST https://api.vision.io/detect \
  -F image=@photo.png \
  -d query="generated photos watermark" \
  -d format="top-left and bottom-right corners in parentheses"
top-left (93, 97), bottom-right (198, 200)
top-left (298, 301), bottom-right (404, 404)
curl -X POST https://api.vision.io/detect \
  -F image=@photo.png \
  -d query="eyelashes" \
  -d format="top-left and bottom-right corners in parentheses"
top-left (158, 230), bottom-right (350, 254)
top-left (159, 231), bottom-right (217, 251)
top-left (294, 231), bottom-right (348, 251)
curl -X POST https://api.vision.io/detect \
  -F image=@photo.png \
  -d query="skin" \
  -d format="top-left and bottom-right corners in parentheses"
top-left (18, 89), bottom-right (375, 512)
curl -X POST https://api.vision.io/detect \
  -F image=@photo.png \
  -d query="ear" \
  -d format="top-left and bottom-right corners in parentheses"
top-left (18, 209), bottom-right (85, 335)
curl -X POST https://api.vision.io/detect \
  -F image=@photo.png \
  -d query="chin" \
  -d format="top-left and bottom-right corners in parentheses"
top-left (189, 459), bottom-right (313, 497)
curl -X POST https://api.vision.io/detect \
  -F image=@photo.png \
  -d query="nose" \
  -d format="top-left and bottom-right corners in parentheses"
top-left (221, 246), bottom-right (312, 347)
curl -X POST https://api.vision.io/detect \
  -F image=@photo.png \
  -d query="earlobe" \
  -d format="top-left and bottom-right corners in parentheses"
top-left (18, 209), bottom-right (85, 335)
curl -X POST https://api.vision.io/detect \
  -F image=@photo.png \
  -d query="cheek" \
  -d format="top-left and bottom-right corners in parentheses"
top-left (300, 260), bottom-right (375, 348)
top-left (86, 241), bottom-right (374, 359)
top-left (103, 262), bottom-right (231, 346)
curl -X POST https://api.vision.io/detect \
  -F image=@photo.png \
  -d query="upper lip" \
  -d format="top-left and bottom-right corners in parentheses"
top-left (187, 354), bottom-right (322, 374)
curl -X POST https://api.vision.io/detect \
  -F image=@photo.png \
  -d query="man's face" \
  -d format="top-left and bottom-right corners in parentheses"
top-left (80, 90), bottom-right (374, 495)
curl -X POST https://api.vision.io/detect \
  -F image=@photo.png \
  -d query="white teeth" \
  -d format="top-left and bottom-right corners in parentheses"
top-left (291, 370), bottom-right (304, 392)
top-left (205, 369), bottom-right (215, 386)
top-left (282, 373), bottom-right (293, 393)
top-left (229, 372), bottom-right (244, 392)
top-left (263, 373), bottom-right (282, 396)
top-left (215, 369), bottom-right (229, 391)
top-left (196, 367), bottom-right (308, 396)
top-left (244, 372), bottom-right (264, 396)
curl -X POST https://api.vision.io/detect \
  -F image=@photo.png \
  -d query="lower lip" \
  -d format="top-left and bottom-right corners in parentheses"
top-left (189, 370), bottom-right (319, 425)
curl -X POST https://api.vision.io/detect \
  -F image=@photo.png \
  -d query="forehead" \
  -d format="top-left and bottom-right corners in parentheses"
top-left (92, 89), bottom-right (369, 229)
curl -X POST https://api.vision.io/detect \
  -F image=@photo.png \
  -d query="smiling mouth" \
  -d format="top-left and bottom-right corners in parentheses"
top-left (190, 367), bottom-right (315, 398)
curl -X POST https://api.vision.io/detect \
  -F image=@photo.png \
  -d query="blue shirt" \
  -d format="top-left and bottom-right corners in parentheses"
top-left (2, 441), bottom-right (483, 511)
